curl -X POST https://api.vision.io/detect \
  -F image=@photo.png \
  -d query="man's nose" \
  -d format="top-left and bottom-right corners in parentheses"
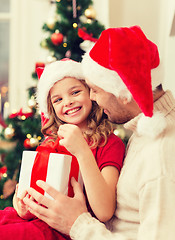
top-left (90, 90), bottom-right (95, 101)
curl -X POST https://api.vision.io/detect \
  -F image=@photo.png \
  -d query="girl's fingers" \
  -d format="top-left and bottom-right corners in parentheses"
top-left (59, 138), bottom-right (65, 146)
top-left (20, 190), bottom-right (28, 199)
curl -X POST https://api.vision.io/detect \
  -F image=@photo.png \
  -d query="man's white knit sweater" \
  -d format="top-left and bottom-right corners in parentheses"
top-left (70, 90), bottom-right (175, 240)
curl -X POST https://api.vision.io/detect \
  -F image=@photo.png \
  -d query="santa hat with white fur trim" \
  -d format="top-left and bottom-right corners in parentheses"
top-left (82, 26), bottom-right (166, 137)
top-left (37, 59), bottom-right (84, 118)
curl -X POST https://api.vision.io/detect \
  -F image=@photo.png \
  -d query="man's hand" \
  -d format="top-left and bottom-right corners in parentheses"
top-left (23, 177), bottom-right (88, 235)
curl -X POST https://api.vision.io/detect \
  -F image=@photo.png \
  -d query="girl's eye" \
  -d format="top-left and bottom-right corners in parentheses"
top-left (72, 90), bottom-right (81, 95)
top-left (53, 97), bottom-right (62, 103)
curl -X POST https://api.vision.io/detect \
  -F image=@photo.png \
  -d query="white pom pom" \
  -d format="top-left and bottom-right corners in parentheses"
top-left (80, 40), bottom-right (95, 52)
top-left (137, 112), bottom-right (167, 138)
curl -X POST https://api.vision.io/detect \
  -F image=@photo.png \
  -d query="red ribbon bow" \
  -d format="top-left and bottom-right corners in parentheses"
top-left (78, 28), bottom-right (98, 42)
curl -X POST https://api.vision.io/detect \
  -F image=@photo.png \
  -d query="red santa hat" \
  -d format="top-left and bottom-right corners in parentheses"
top-left (36, 59), bottom-right (84, 118)
top-left (82, 26), bottom-right (166, 137)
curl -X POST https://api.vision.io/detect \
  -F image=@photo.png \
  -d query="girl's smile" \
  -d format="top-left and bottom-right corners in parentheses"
top-left (64, 106), bottom-right (82, 115)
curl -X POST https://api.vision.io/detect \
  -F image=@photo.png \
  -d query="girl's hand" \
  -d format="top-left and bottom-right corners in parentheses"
top-left (57, 124), bottom-right (90, 158)
top-left (13, 184), bottom-right (35, 220)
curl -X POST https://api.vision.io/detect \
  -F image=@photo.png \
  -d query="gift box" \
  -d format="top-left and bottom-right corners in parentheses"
top-left (17, 149), bottom-right (83, 199)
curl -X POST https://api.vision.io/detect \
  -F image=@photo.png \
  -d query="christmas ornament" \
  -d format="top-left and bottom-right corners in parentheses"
top-left (30, 136), bottom-right (39, 148)
top-left (65, 50), bottom-right (71, 58)
top-left (63, 42), bottom-right (67, 47)
top-left (37, 136), bottom-right (42, 141)
top-left (28, 96), bottom-right (36, 109)
top-left (24, 138), bottom-right (31, 149)
top-left (3, 179), bottom-right (17, 199)
top-left (51, 31), bottom-right (64, 46)
top-left (67, 6), bottom-right (72, 11)
top-left (26, 134), bottom-right (32, 139)
top-left (72, 0), bottom-right (77, 18)
top-left (84, 6), bottom-right (96, 19)
top-left (40, 39), bottom-right (48, 49)
top-left (47, 17), bottom-right (56, 29)
top-left (114, 127), bottom-right (126, 140)
top-left (47, 2), bottom-right (57, 29)
top-left (72, 22), bottom-right (78, 28)
top-left (47, 55), bottom-right (57, 63)
top-left (4, 125), bottom-right (15, 140)
top-left (21, 115), bottom-right (27, 120)
top-left (87, 19), bottom-right (92, 24)
top-left (0, 166), bottom-right (7, 181)
top-left (79, 15), bottom-right (87, 23)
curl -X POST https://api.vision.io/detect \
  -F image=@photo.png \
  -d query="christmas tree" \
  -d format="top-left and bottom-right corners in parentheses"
top-left (33, 0), bottom-right (105, 81)
top-left (0, 0), bottom-right (105, 209)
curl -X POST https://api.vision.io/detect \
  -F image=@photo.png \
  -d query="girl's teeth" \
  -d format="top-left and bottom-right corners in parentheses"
top-left (67, 108), bottom-right (80, 115)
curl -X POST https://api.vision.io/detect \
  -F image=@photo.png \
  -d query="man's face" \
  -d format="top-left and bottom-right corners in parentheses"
top-left (86, 79), bottom-right (134, 124)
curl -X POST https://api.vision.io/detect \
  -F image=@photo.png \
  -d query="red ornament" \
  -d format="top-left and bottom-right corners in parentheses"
top-left (24, 138), bottom-right (31, 149)
top-left (51, 32), bottom-right (64, 46)
top-left (0, 166), bottom-right (7, 180)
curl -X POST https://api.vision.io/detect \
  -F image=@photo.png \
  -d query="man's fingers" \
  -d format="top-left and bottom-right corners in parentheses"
top-left (36, 180), bottom-right (64, 200)
top-left (71, 177), bottom-right (84, 201)
top-left (24, 196), bottom-right (48, 218)
top-left (26, 187), bottom-right (51, 208)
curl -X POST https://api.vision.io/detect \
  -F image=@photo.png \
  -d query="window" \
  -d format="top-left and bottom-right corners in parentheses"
top-left (0, 0), bottom-right (10, 117)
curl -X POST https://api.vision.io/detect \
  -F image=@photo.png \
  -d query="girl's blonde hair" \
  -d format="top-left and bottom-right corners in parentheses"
top-left (42, 80), bottom-right (113, 149)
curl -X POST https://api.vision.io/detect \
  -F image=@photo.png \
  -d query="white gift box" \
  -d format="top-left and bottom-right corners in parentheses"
top-left (17, 151), bottom-right (83, 199)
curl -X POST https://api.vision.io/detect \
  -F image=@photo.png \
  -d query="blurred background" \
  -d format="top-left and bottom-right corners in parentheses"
top-left (0, 0), bottom-right (174, 208)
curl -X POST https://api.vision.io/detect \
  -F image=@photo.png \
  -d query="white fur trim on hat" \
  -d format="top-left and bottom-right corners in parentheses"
top-left (82, 51), bottom-right (132, 101)
top-left (37, 60), bottom-right (84, 118)
top-left (137, 112), bottom-right (167, 138)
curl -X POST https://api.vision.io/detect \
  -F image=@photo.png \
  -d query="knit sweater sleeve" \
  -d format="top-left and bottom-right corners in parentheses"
top-left (138, 176), bottom-right (175, 240)
top-left (70, 213), bottom-right (126, 240)
top-left (70, 177), bottom-right (175, 240)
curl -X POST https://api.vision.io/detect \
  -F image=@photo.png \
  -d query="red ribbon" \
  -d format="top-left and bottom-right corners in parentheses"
top-left (78, 28), bottom-right (98, 42)
top-left (30, 138), bottom-right (79, 197)
top-left (9, 108), bottom-right (33, 119)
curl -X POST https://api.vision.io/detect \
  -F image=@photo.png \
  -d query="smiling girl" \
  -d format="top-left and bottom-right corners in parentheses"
top-left (6, 59), bottom-right (125, 240)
